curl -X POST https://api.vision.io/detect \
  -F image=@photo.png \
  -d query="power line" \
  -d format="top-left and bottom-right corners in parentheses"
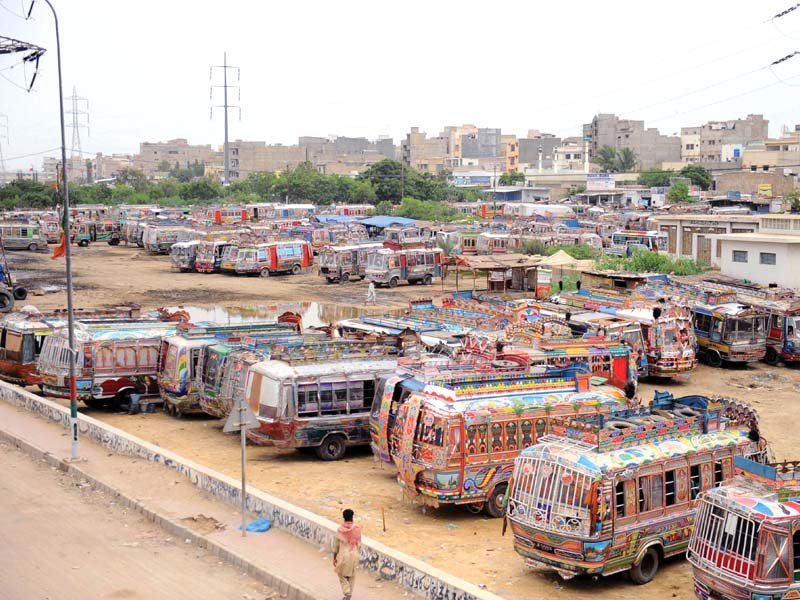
top-left (210, 51), bottom-right (241, 185)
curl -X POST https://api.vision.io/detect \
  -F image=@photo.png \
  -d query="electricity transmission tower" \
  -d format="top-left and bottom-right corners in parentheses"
top-left (210, 52), bottom-right (240, 185)
top-left (66, 86), bottom-right (89, 182)
top-left (0, 115), bottom-right (8, 185)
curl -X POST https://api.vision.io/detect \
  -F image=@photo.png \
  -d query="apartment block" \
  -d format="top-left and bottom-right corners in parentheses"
top-left (583, 113), bottom-right (681, 169)
top-left (134, 138), bottom-right (217, 176)
top-left (742, 126), bottom-right (800, 172)
top-left (680, 114), bottom-right (768, 165)
top-left (401, 127), bottom-right (449, 173)
top-left (94, 153), bottom-right (134, 180)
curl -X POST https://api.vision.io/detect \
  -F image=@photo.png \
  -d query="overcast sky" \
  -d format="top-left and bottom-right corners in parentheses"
top-left (2, 0), bottom-right (800, 170)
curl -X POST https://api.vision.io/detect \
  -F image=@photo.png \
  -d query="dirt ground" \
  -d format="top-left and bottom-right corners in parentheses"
top-left (0, 441), bottom-right (276, 600)
top-left (11, 245), bottom-right (800, 600)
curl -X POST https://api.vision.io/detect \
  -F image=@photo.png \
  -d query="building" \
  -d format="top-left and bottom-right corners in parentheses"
top-left (400, 127), bottom-right (449, 173)
top-left (440, 124), bottom-right (478, 167)
top-left (680, 115), bottom-right (767, 166)
top-left (583, 114), bottom-right (681, 169)
top-left (519, 134), bottom-right (561, 170)
top-left (228, 141), bottom-right (306, 179)
top-left (134, 139), bottom-right (217, 177)
top-left (501, 134), bottom-right (519, 173)
top-left (652, 214), bottom-right (761, 265)
top-left (94, 153), bottom-right (134, 180)
top-left (714, 215), bottom-right (800, 289)
top-left (713, 170), bottom-right (796, 198)
top-left (461, 128), bottom-right (500, 159)
top-left (741, 126), bottom-right (800, 171)
top-left (41, 155), bottom-right (88, 184)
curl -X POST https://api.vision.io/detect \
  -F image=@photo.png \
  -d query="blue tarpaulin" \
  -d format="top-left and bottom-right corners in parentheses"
top-left (359, 216), bottom-right (416, 228)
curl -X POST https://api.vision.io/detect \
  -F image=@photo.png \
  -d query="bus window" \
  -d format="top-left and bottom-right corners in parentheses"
top-left (615, 481), bottom-right (626, 518)
top-left (793, 530), bottom-right (800, 578)
top-left (714, 460), bottom-right (724, 486)
top-left (638, 474), bottom-right (663, 513)
top-left (665, 470), bottom-right (676, 506)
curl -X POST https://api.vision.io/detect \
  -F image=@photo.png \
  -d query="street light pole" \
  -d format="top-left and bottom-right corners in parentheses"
top-left (42, 0), bottom-right (79, 460)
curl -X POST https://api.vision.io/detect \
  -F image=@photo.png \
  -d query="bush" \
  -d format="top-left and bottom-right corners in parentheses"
top-left (596, 249), bottom-right (706, 275)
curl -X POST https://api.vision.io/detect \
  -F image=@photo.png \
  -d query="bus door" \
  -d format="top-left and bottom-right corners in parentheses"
top-left (392, 394), bottom-right (425, 495)
top-left (371, 375), bottom-right (412, 460)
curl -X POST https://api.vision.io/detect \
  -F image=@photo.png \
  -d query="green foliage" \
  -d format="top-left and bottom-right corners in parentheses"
top-left (0, 179), bottom-right (58, 208)
top-left (179, 179), bottom-right (222, 202)
top-left (374, 200), bottom-right (393, 216)
top-left (570, 184), bottom-right (586, 195)
top-left (436, 236), bottom-right (459, 258)
top-left (358, 159), bottom-right (461, 203)
top-left (517, 242), bottom-right (599, 259)
top-left (786, 189), bottom-right (800, 212)
top-left (638, 169), bottom-right (674, 187)
top-left (517, 239), bottom-right (549, 256)
top-left (498, 171), bottom-right (525, 186)
top-left (666, 182), bottom-right (691, 203)
top-left (594, 145), bottom-right (637, 173)
top-left (597, 249), bottom-right (707, 276)
top-left (115, 168), bottom-right (149, 193)
top-left (157, 159), bottom-right (171, 172)
top-left (550, 272), bottom-right (580, 295)
top-left (395, 197), bottom-right (460, 222)
top-left (679, 164), bottom-right (711, 191)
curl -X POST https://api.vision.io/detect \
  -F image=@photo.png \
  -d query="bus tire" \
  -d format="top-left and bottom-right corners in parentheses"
top-left (765, 347), bottom-right (779, 366)
top-left (483, 483), bottom-right (508, 518)
top-left (78, 239), bottom-right (89, 247)
top-left (315, 434), bottom-right (346, 461)
top-left (629, 546), bottom-right (660, 584)
top-left (423, 274), bottom-right (433, 286)
top-left (705, 350), bottom-right (723, 368)
top-left (326, 277), bottom-right (334, 284)
top-left (291, 264), bottom-right (301, 275)
top-left (388, 277), bottom-right (398, 288)
top-left (12, 286), bottom-right (27, 301)
top-left (260, 269), bottom-right (270, 277)
top-left (83, 398), bottom-right (106, 410)
top-left (0, 290), bottom-right (13, 313)
top-left (340, 273), bottom-right (349, 283)
top-left (27, 243), bottom-right (38, 251)
top-left (108, 237), bottom-right (120, 246)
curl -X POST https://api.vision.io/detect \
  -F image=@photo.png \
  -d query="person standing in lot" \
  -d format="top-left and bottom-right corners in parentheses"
top-left (332, 508), bottom-right (361, 600)
top-left (366, 281), bottom-right (376, 305)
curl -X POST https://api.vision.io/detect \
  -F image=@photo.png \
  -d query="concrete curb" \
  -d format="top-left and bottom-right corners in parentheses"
top-left (0, 382), bottom-right (505, 600)
top-left (0, 426), bottom-right (316, 600)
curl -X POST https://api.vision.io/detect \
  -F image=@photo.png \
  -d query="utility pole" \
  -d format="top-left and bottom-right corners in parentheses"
top-left (210, 52), bottom-right (240, 185)
top-left (0, 115), bottom-right (8, 186)
top-left (66, 86), bottom-right (89, 182)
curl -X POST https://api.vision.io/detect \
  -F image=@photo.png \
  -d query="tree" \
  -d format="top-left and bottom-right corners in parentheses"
top-left (157, 159), bottom-right (171, 172)
top-left (358, 159), bottom-right (404, 202)
top-left (395, 197), bottom-right (460, 221)
top-left (115, 168), bottom-right (150, 193)
top-left (179, 179), bottom-right (222, 202)
top-left (666, 182), bottom-right (691, 203)
top-left (374, 200), bottom-right (393, 215)
top-left (786, 189), bottom-right (800, 212)
top-left (517, 239), bottom-right (549, 256)
top-left (0, 180), bottom-right (58, 208)
top-left (616, 148), bottom-right (637, 172)
top-left (595, 146), bottom-right (618, 172)
top-left (679, 164), bottom-right (711, 191)
top-left (498, 171), bottom-right (525, 186)
top-left (638, 169), bottom-right (674, 187)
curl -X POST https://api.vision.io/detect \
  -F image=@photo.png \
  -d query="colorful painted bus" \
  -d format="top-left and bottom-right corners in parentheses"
top-left (370, 357), bottom-right (629, 517)
top-left (366, 247), bottom-right (444, 288)
top-left (195, 240), bottom-right (235, 273)
top-left (688, 456), bottom-right (800, 600)
top-left (506, 393), bottom-right (765, 584)
top-left (759, 300), bottom-right (800, 366)
top-left (38, 320), bottom-right (178, 407)
top-left (318, 242), bottom-right (384, 283)
top-left (606, 230), bottom-right (669, 255)
top-left (0, 222), bottom-right (48, 251)
top-left (245, 344), bottom-right (398, 460)
top-left (169, 240), bottom-right (199, 272)
top-left (231, 240), bottom-right (313, 276)
top-left (73, 221), bottom-right (122, 246)
top-left (691, 303), bottom-right (767, 367)
top-left (0, 305), bottom-right (141, 387)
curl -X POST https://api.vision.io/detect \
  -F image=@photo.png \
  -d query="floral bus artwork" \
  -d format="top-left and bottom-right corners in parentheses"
top-left (688, 456), bottom-right (800, 600)
top-left (370, 355), bottom-right (630, 517)
top-left (506, 393), bottom-right (767, 584)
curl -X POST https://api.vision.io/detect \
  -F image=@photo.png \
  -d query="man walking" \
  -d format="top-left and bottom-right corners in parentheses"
top-left (332, 508), bottom-right (361, 600)
top-left (366, 281), bottom-right (376, 305)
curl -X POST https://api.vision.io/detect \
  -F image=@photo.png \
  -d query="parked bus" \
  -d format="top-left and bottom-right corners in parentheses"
top-left (606, 230), bottom-right (669, 255)
top-left (476, 232), bottom-right (514, 255)
top-left (195, 240), bottom-right (235, 274)
top-left (318, 242), bottom-right (384, 283)
top-left (157, 322), bottom-right (297, 416)
top-left (691, 302), bottom-right (767, 367)
top-left (245, 343), bottom-right (398, 460)
top-left (219, 243), bottom-right (240, 273)
top-left (231, 240), bottom-right (313, 276)
top-left (0, 222), bottom-right (48, 251)
top-left (38, 320), bottom-right (178, 407)
top-left (141, 224), bottom-right (195, 254)
top-left (688, 456), bottom-right (800, 600)
top-left (366, 247), bottom-right (443, 288)
top-left (759, 299), bottom-right (800, 366)
top-left (0, 305), bottom-right (141, 386)
top-left (41, 219), bottom-right (61, 243)
top-left (73, 221), bottom-right (122, 247)
top-left (506, 393), bottom-right (766, 584)
top-left (370, 356), bottom-right (629, 517)
top-left (169, 240), bottom-right (199, 272)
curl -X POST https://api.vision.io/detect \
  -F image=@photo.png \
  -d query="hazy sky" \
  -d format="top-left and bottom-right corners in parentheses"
top-left (2, 0), bottom-right (800, 170)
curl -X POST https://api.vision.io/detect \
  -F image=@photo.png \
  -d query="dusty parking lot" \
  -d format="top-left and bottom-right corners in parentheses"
top-left (10, 244), bottom-right (800, 600)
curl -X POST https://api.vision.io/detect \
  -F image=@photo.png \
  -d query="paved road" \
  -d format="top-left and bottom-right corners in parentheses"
top-left (0, 442), bottom-right (275, 600)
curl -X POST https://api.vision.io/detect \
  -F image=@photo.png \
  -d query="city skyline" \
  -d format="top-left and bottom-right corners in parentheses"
top-left (2, 0), bottom-right (799, 170)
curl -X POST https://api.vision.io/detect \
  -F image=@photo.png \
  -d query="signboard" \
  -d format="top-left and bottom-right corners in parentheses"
top-left (727, 191), bottom-right (742, 200)
top-left (758, 183), bottom-right (773, 198)
top-left (223, 397), bottom-right (260, 433)
top-left (586, 173), bottom-right (615, 191)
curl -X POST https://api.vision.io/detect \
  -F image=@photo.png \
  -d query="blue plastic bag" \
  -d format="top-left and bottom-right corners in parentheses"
top-left (240, 517), bottom-right (272, 533)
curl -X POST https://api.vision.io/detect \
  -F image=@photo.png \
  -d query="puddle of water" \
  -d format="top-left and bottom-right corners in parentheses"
top-left (154, 302), bottom-right (365, 328)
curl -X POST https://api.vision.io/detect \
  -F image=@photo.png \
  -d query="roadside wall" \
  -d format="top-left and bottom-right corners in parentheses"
top-left (0, 382), bottom-right (502, 600)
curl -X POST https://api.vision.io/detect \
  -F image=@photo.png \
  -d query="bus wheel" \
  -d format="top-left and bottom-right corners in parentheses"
top-left (316, 435), bottom-right (346, 461)
top-left (291, 264), bottom-right (301, 275)
top-left (705, 350), bottom-right (723, 368)
top-left (27, 243), bottom-right (38, 251)
top-left (388, 277), bottom-right (398, 288)
top-left (423, 274), bottom-right (433, 286)
top-left (0, 290), bottom-right (14, 313)
top-left (340, 273), bottom-right (350, 283)
top-left (78, 239), bottom-right (89, 247)
top-left (765, 347), bottom-right (780, 366)
top-left (108, 237), bottom-right (120, 246)
top-left (325, 277), bottom-right (334, 284)
top-left (260, 269), bottom-right (270, 277)
top-left (630, 546), bottom-right (660, 584)
top-left (12, 286), bottom-right (27, 301)
top-left (484, 483), bottom-right (508, 518)
top-left (83, 398), bottom-right (106, 410)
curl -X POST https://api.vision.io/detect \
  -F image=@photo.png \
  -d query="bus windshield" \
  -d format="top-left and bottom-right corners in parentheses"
top-left (368, 253), bottom-right (388, 269)
top-left (723, 316), bottom-right (767, 344)
top-left (690, 499), bottom-right (760, 581)
top-left (509, 453), bottom-right (596, 537)
top-left (787, 316), bottom-right (800, 340)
